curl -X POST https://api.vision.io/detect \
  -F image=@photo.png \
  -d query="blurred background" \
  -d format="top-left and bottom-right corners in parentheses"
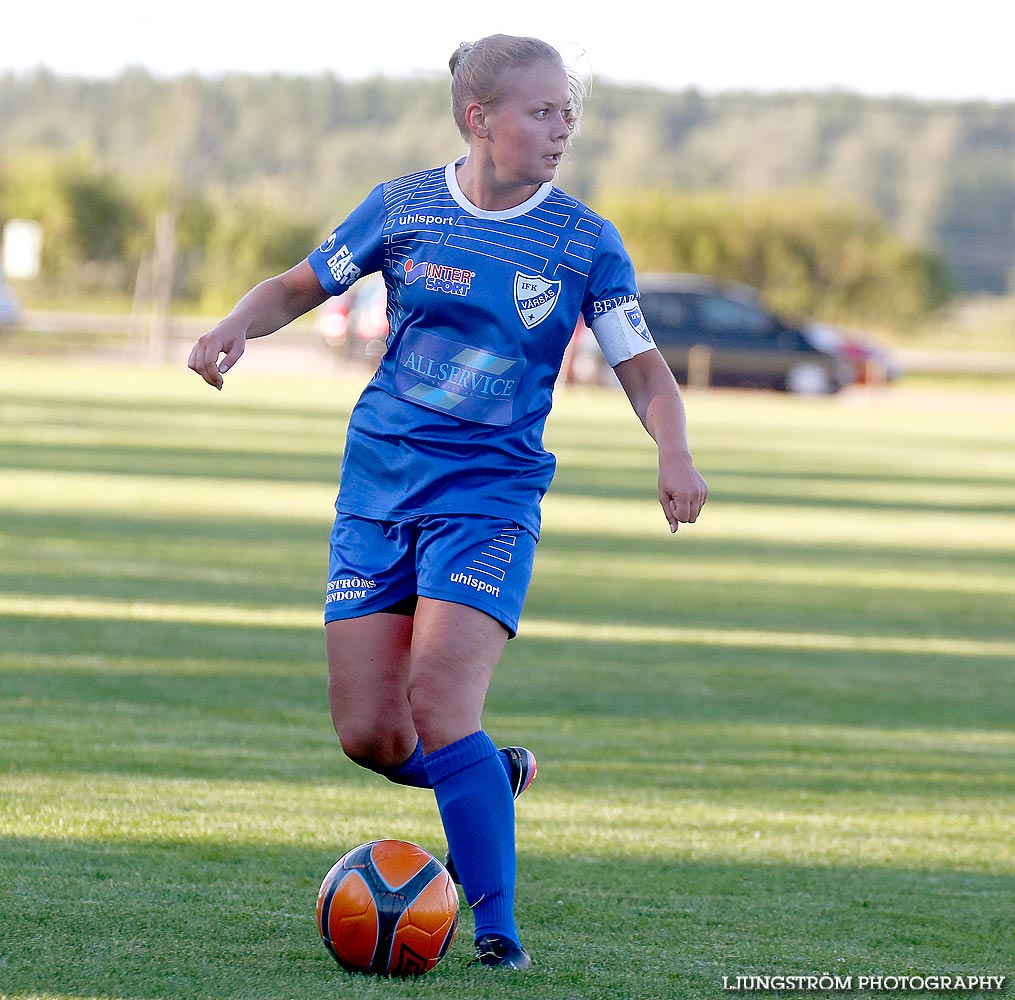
top-left (1, 0), bottom-right (1012, 388)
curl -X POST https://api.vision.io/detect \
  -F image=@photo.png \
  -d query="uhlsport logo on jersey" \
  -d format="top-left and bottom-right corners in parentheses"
top-left (395, 331), bottom-right (522, 426)
top-left (514, 272), bottom-right (561, 329)
top-left (403, 258), bottom-right (474, 298)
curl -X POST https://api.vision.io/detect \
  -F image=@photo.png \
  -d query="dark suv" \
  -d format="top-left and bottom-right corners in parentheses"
top-left (637, 274), bottom-right (853, 394)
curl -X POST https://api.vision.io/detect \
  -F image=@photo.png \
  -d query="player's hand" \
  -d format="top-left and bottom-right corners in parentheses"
top-left (187, 321), bottom-right (246, 390)
top-left (659, 450), bottom-right (708, 533)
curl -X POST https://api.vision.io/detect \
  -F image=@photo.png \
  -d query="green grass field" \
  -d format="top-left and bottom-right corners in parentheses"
top-left (1, 352), bottom-right (1013, 1000)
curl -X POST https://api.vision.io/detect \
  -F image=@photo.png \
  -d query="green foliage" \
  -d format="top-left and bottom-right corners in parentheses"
top-left (0, 156), bottom-right (318, 309)
top-left (0, 151), bottom-right (143, 295)
top-left (197, 197), bottom-right (320, 311)
top-left (575, 87), bottom-right (1013, 294)
top-left (598, 189), bottom-right (953, 326)
top-left (0, 356), bottom-right (1013, 999)
top-left (129, 179), bottom-right (218, 301)
top-left (2, 69), bottom-right (1011, 316)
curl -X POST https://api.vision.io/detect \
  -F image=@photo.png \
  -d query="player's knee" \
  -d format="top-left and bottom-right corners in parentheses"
top-left (329, 688), bottom-right (392, 768)
top-left (337, 726), bottom-right (409, 773)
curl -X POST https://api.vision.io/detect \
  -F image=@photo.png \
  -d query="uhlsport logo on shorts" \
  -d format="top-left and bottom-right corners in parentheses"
top-left (395, 331), bottom-right (522, 426)
top-left (514, 272), bottom-right (561, 329)
top-left (449, 526), bottom-right (522, 600)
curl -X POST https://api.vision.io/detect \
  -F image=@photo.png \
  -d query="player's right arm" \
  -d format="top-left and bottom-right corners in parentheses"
top-left (188, 259), bottom-right (329, 389)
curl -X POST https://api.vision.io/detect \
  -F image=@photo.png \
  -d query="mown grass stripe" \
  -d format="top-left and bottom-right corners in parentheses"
top-left (2, 595), bottom-right (1012, 658)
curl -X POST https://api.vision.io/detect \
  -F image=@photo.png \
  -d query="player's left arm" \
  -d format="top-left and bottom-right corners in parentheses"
top-left (613, 349), bottom-right (709, 533)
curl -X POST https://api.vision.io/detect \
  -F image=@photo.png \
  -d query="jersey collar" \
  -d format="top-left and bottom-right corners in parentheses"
top-left (445, 158), bottom-right (552, 219)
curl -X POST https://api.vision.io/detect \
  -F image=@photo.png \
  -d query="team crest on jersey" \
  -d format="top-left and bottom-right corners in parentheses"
top-left (514, 272), bottom-right (561, 330)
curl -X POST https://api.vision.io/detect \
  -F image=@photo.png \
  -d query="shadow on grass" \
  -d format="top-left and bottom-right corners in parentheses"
top-left (0, 440), bottom-right (343, 485)
top-left (3, 633), bottom-right (1013, 794)
top-left (1, 834), bottom-right (1011, 1000)
top-left (5, 508), bottom-right (1013, 611)
top-left (550, 464), bottom-right (1015, 514)
top-left (3, 386), bottom-right (353, 425)
top-left (0, 510), bottom-right (330, 547)
top-left (11, 442), bottom-right (1005, 517)
top-left (538, 525), bottom-right (1015, 572)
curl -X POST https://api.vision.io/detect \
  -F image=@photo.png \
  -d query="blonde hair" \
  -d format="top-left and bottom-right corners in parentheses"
top-left (449, 34), bottom-right (585, 141)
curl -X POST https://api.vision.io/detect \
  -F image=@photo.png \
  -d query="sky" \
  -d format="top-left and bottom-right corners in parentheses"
top-left (5, 0), bottom-right (1014, 102)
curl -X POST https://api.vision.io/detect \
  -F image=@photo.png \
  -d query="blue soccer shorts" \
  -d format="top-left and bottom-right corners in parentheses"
top-left (324, 512), bottom-right (538, 637)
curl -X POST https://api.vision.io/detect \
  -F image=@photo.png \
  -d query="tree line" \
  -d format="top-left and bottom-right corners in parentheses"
top-left (2, 69), bottom-right (1011, 325)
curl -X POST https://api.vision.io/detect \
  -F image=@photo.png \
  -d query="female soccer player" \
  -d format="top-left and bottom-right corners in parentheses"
top-left (188, 34), bottom-right (708, 970)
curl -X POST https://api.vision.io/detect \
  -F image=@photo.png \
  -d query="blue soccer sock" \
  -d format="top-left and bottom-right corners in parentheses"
top-left (372, 738), bottom-right (516, 792)
top-left (423, 730), bottom-right (519, 945)
top-left (370, 738), bottom-right (430, 788)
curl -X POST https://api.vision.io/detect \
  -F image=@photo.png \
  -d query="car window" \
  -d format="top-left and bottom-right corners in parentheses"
top-left (639, 293), bottom-right (691, 330)
top-left (696, 294), bottom-right (773, 336)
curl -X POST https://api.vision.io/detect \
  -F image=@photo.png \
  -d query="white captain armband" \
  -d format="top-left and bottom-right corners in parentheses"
top-left (589, 301), bottom-right (657, 368)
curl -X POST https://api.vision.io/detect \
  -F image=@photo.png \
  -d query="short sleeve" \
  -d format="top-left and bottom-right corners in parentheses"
top-left (580, 218), bottom-right (640, 327)
top-left (580, 218), bottom-right (655, 366)
top-left (307, 183), bottom-right (388, 296)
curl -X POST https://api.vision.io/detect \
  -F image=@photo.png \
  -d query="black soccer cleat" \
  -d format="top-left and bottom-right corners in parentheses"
top-left (502, 745), bottom-right (538, 799)
top-left (471, 933), bottom-right (532, 970)
top-left (444, 746), bottom-right (537, 884)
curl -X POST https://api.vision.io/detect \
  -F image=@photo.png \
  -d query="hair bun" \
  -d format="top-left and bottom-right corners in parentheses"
top-left (449, 41), bottom-right (474, 76)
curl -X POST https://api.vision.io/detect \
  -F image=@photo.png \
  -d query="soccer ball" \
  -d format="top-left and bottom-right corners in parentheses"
top-left (316, 839), bottom-right (459, 977)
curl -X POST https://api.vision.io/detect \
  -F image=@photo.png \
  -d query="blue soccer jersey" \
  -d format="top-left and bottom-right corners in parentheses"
top-left (307, 159), bottom-right (647, 537)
